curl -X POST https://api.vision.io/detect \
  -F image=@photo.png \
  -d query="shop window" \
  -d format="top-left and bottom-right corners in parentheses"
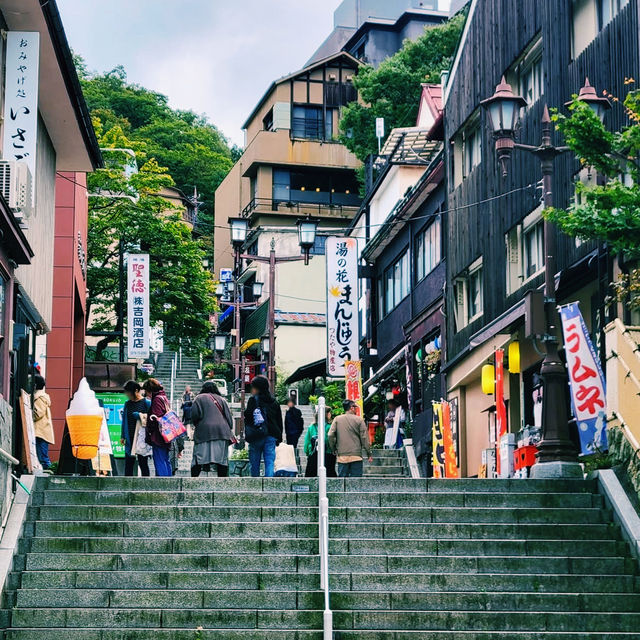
top-left (415, 215), bottom-right (442, 283)
top-left (505, 208), bottom-right (545, 295)
top-left (380, 250), bottom-right (410, 317)
top-left (292, 106), bottom-right (333, 140)
top-left (453, 258), bottom-right (483, 331)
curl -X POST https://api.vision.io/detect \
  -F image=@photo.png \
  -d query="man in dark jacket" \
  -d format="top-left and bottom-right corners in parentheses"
top-left (244, 375), bottom-right (283, 477)
top-left (285, 397), bottom-right (304, 449)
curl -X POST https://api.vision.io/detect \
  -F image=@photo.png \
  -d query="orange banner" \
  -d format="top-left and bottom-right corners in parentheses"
top-left (345, 360), bottom-right (364, 417)
top-left (432, 402), bottom-right (445, 478)
top-left (442, 401), bottom-right (459, 478)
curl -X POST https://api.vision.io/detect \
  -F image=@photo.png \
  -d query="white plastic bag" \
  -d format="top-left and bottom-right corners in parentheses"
top-left (274, 443), bottom-right (298, 474)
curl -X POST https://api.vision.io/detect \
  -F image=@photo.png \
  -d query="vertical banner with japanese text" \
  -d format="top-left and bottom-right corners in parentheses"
top-left (3, 32), bottom-right (40, 199)
top-left (432, 402), bottom-right (445, 478)
top-left (345, 360), bottom-right (364, 417)
top-left (560, 302), bottom-right (607, 454)
top-left (127, 254), bottom-right (150, 359)
top-left (442, 401), bottom-right (459, 478)
top-left (326, 237), bottom-right (359, 378)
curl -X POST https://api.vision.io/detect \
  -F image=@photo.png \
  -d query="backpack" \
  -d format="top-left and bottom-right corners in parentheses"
top-left (245, 398), bottom-right (268, 443)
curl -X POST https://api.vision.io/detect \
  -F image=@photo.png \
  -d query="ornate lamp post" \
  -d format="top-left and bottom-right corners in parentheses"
top-left (228, 216), bottom-right (318, 391)
top-left (481, 78), bottom-right (610, 478)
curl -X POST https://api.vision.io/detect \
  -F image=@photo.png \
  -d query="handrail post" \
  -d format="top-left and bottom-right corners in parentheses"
top-left (317, 396), bottom-right (333, 638)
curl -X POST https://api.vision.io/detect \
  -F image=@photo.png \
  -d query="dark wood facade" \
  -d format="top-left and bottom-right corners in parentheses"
top-left (444, 0), bottom-right (640, 361)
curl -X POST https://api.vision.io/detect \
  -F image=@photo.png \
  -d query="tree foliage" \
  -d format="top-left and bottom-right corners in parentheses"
top-left (87, 122), bottom-right (215, 357)
top-left (77, 61), bottom-right (235, 258)
top-left (339, 13), bottom-right (466, 161)
top-left (547, 84), bottom-right (640, 254)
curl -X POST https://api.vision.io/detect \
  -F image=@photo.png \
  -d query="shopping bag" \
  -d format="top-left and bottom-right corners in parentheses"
top-left (274, 443), bottom-right (298, 476)
top-left (132, 417), bottom-right (152, 457)
top-left (158, 410), bottom-right (187, 444)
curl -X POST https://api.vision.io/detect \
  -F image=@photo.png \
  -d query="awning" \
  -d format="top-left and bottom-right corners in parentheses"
top-left (240, 339), bottom-right (260, 353)
top-left (363, 346), bottom-right (407, 390)
top-left (285, 359), bottom-right (326, 384)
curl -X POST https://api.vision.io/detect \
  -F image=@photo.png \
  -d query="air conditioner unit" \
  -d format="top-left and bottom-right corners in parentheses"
top-left (0, 160), bottom-right (33, 224)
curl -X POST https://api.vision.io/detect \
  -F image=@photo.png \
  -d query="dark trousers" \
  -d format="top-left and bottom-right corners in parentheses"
top-left (305, 451), bottom-right (337, 477)
top-left (338, 460), bottom-right (363, 477)
top-left (191, 463), bottom-right (228, 477)
top-left (286, 431), bottom-right (302, 449)
top-left (124, 454), bottom-right (150, 477)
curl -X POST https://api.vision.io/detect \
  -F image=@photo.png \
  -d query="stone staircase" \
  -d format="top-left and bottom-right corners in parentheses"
top-left (2, 476), bottom-right (640, 638)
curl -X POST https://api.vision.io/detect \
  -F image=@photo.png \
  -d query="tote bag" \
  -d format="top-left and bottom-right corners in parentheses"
top-left (132, 415), bottom-right (152, 457)
top-left (157, 398), bottom-right (187, 444)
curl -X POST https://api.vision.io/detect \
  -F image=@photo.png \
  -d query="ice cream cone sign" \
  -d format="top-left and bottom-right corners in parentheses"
top-left (66, 378), bottom-right (104, 460)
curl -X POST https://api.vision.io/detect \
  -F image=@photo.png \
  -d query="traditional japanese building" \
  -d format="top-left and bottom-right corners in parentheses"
top-left (442, 0), bottom-right (636, 476)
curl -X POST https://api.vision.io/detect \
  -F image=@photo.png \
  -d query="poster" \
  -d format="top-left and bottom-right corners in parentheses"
top-left (441, 401), bottom-right (459, 478)
top-left (326, 237), bottom-right (359, 378)
top-left (345, 360), bottom-right (364, 417)
top-left (432, 402), bottom-right (445, 478)
top-left (127, 254), bottom-right (150, 359)
top-left (560, 302), bottom-right (607, 454)
top-left (19, 390), bottom-right (42, 473)
top-left (96, 392), bottom-right (126, 458)
top-left (3, 32), bottom-right (40, 199)
top-left (495, 348), bottom-right (507, 474)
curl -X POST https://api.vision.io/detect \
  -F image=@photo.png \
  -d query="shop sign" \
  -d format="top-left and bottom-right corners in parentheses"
top-left (127, 254), bottom-right (150, 359)
top-left (560, 302), bottom-right (607, 454)
top-left (3, 32), bottom-right (39, 196)
top-left (326, 237), bottom-right (359, 378)
top-left (96, 392), bottom-right (126, 459)
top-left (345, 360), bottom-right (364, 417)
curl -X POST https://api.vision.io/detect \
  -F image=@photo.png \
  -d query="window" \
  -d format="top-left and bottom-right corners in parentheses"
top-left (272, 168), bottom-right (360, 206)
top-left (463, 125), bottom-right (482, 177)
top-left (292, 106), bottom-right (333, 140)
top-left (598, 0), bottom-right (629, 29)
top-left (452, 112), bottom-right (482, 186)
top-left (572, 0), bottom-right (629, 58)
top-left (263, 108), bottom-right (274, 132)
top-left (508, 36), bottom-right (543, 107)
top-left (380, 251), bottom-right (410, 316)
top-left (505, 208), bottom-right (545, 294)
top-left (453, 259), bottom-right (483, 332)
top-left (415, 215), bottom-right (442, 282)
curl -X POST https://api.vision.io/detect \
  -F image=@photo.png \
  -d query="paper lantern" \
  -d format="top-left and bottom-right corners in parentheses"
top-left (508, 341), bottom-right (521, 374)
top-left (482, 364), bottom-right (495, 395)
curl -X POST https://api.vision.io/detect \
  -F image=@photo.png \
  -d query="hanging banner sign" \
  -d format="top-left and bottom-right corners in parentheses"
top-left (495, 348), bottom-right (507, 475)
top-left (326, 237), bottom-right (359, 378)
top-left (345, 360), bottom-right (364, 417)
top-left (432, 402), bottom-right (445, 478)
top-left (560, 302), bottom-right (607, 454)
top-left (127, 254), bottom-right (150, 359)
top-left (442, 401), bottom-right (459, 478)
top-left (3, 32), bottom-right (40, 195)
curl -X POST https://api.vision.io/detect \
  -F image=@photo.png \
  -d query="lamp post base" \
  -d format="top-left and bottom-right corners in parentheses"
top-left (530, 460), bottom-right (583, 479)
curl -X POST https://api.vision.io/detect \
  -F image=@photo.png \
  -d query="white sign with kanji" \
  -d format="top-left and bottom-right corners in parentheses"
top-left (127, 254), bottom-right (150, 359)
top-left (326, 237), bottom-right (359, 378)
top-left (3, 32), bottom-right (40, 194)
top-left (560, 302), bottom-right (607, 454)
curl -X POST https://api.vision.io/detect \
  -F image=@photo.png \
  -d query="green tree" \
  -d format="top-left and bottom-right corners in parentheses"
top-left (87, 121), bottom-right (215, 358)
top-left (547, 81), bottom-right (640, 307)
top-left (339, 13), bottom-right (466, 162)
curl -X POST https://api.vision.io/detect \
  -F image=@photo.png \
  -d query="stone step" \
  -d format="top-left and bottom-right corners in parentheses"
top-left (32, 489), bottom-right (603, 509)
top-left (9, 608), bottom-right (640, 631)
top-left (37, 477), bottom-right (597, 493)
top-left (22, 552), bottom-right (632, 575)
top-left (17, 570), bottom-right (636, 592)
top-left (24, 536), bottom-right (629, 558)
top-left (30, 520), bottom-right (621, 540)
top-left (14, 588), bottom-right (640, 612)
top-left (27, 505), bottom-right (608, 524)
top-left (7, 631), bottom-right (640, 640)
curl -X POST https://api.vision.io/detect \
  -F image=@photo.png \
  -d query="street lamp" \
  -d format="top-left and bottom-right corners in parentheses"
top-left (480, 77), bottom-right (607, 479)
top-left (297, 217), bottom-right (319, 265)
top-left (570, 77), bottom-right (612, 121)
top-left (229, 217), bottom-right (249, 248)
top-left (252, 281), bottom-right (264, 299)
top-left (215, 283), bottom-right (225, 298)
top-left (261, 335), bottom-right (270, 355)
top-left (210, 333), bottom-right (227, 354)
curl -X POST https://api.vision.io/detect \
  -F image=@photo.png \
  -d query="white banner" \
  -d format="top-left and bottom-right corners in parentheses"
top-left (326, 237), bottom-right (359, 378)
top-left (560, 302), bottom-right (607, 454)
top-left (127, 254), bottom-right (150, 359)
top-left (3, 32), bottom-right (39, 190)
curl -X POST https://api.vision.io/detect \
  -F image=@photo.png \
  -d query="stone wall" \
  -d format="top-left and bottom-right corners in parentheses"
top-left (608, 425), bottom-right (640, 501)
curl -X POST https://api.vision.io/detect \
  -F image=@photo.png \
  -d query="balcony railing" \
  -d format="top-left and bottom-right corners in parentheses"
top-left (291, 118), bottom-right (332, 141)
top-left (241, 197), bottom-right (360, 219)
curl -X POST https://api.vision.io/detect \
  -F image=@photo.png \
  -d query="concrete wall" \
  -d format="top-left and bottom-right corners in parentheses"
top-left (275, 324), bottom-right (327, 378)
top-left (14, 115), bottom-right (57, 329)
top-left (369, 165), bottom-right (425, 230)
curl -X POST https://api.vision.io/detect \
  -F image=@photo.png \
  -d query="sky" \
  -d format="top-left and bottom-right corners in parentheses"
top-left (57, 0), bottom-right (344, 147)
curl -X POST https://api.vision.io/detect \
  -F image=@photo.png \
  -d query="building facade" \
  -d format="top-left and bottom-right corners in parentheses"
top-left (442, 0), bottom-right (636, 476)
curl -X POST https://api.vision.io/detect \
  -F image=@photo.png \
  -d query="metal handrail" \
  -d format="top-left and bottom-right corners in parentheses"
top-left (240, 197), bottom-right (359, 219)
top-left (316, 396), bottom-right (332, 639)
top-left (0, 447), bottom-right (19, 467)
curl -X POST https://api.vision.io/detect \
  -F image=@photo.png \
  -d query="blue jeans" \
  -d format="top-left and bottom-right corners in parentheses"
top-left (152, 445), bottom-right (172, 477)
top-left (249, 436), bottom-right (277, 477)
top-left (338, 460), bottom-right (363, 477)
top-left (35, 437), bottom-right (51, 469)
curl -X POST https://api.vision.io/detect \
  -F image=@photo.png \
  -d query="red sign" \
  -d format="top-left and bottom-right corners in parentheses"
top-left (495, 348), bottom-right (507, 475)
